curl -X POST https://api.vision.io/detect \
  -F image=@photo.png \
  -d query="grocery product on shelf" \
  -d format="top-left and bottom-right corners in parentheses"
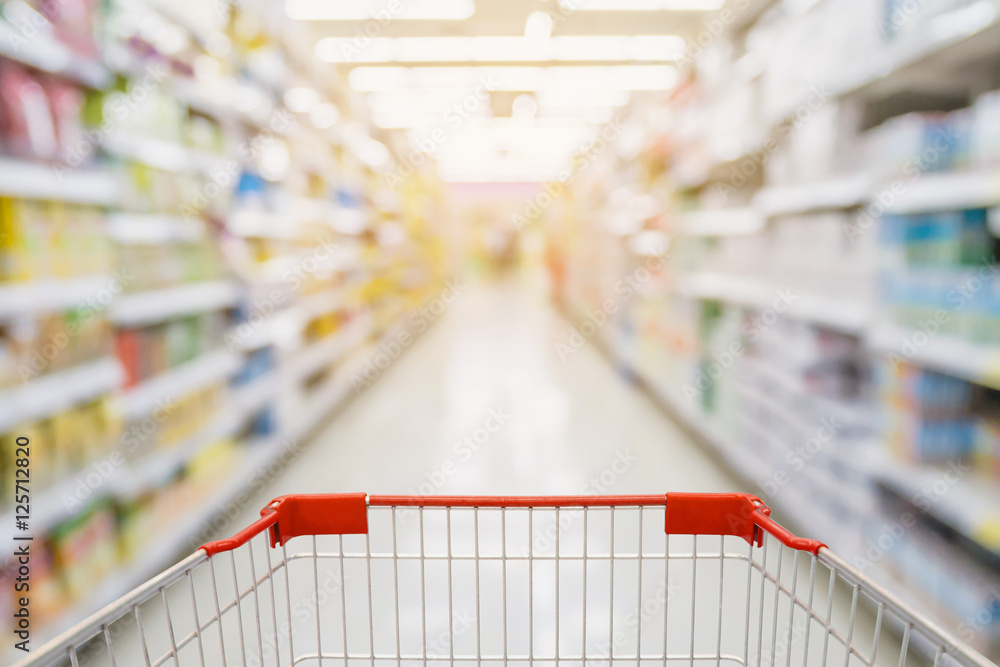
top-left (539, 0), bottom-right (1000, 650)
top-left (0, 0), bottom-right (450, 652)
top-left (116, 312), bottom-right (228, 387)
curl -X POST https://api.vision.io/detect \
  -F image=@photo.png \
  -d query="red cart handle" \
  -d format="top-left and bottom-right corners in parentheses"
top-left (200, 492), bottom-right (825, 556)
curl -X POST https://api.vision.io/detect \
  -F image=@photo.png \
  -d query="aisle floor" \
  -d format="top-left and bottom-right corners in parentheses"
top-left (75, 281), bottom-right (898, 667)
top-left (252, 278), bottom-right (742, 505)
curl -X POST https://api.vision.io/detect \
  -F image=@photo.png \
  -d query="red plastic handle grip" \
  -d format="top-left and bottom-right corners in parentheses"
top-left (200, 492), bottom-right (825, 555)
top-left (369, 494), bottom-right (668, 508)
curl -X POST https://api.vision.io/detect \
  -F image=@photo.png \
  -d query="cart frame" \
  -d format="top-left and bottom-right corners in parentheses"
top-left (14, 492), bottom-right (997, 667)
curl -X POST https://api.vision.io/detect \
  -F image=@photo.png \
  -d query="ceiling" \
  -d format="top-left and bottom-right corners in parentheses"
top-left (284, 0), bottom-right (733, 181)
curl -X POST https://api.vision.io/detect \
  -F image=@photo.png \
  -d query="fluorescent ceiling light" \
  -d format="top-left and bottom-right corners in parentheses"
top-left (283, 87), bottom-right (321, 113)
top-left (315, 36), bottom-right (396, 62)
top-left (473, 37), bottom-right (549, 61)
top-left (287, 0), bottom-right (474, 20)
top-left (536, 89), bottom-right (630, 107)
top-left (349, 66), bottom-right (677, 91)
top-left (318, 35), bottom-right (685, 63)
top-left (556, 0), bottom-right (724, 8)
top-left (524, 11), bottom-right (553, 40)
top-left (627, 35), bottom-right (686, 60)
top-left (536, 106), bottom-right (616, 123)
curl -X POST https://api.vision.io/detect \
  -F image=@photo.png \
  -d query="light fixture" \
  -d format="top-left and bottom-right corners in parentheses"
top-left (283, 87), bottom-right (321, 113)
top-left (349, 66), bottom-right (677, 91)
top-left (536, 89), bottom-right (630, 107)
top-left (524, 11), bottom-right (553, 40)
top-left (287, 0), bottom-right (474, 20)
top-left (317, 35), bottom-right (684, 63)
top-left (556, 0), bottom-right (724, 8)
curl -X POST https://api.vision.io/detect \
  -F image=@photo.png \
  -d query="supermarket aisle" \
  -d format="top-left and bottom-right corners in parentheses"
top-left (245, 278), bottom-right (742, 506)
top-left (88, 280), bottom-right (893, 667)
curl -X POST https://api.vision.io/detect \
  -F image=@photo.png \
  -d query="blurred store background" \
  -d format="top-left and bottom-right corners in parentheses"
top-left (1, 0), bottom-right (1000, 662)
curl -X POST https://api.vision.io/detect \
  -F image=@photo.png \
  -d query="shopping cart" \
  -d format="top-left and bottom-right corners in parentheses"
top-left (16, 492), bottom-right (996, 667)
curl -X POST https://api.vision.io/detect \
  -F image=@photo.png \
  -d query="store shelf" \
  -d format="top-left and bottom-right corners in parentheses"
top-left (876, 463), bottom-right (1000, 557)
top-left (765, 1), bottom-right (1000, 122)
top-left (0, 19), bottom-right (112, 89)
top-left (0, 357), bottom-right (123, 432)
top-left (12, 323), bottom-right (389, 652)
top-left (0, 371), bottom-right (278, 557)
top-left (228, 209), bottom-right (301, 239)
top-left (0, 276), bottom-right (113, 320)
top-left (110, 281), bottom-right (241, 326)
top-left (830, 0), bottom-right (1000, 100)
top-left (677, 272), bottom-right (873, 333)
top-left (101, 134), bottom-right (228, 175)
top-left (679, 208), bottom-right (766, 236)
top-left (754, 174), bottom-right (874, 216)
top-left (289, 316), bottom-right (371, 381)
top-left (107, 214), bottom-right (206, 244)
top-left (869, 323), bottom-right (1000, 389)
top-left (121, 349), bottom-right (242, 420)
top-left (0, 158), bottom-right (119, 204)
top-left (236, 288), bottom-right (350, 352)
top-left (883, 169), bottom-right (1000, 214)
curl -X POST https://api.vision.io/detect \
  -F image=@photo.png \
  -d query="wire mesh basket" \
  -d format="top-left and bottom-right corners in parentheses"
top-left (15, 493), bottom-right (997, 667)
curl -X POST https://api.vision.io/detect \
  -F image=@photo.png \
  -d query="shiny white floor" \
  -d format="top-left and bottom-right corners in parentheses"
top-left (259, 278), bottom-right (742, 504)
top-left (67, 281), bottom-right (899, 667)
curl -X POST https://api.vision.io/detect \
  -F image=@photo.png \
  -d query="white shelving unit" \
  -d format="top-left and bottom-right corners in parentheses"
top-left (677, 272), bottom-right (874, 334)
top-left (110, 281), bottom-right (242, 326)
top-left (0, 18), bottom-right (111, 89)
top-left (107, 214), bottom-right (206, 244)
top-left (0, 357), bottom-right (123, 432)
top-left (678, 208), bottom-right (765, 236)
top-left (884, 170), bottom-right (1000, 214)
top-left (753, 174), bottom-right (875, 216)
top-left (877, 462), bottom-right (1000, 556)
top-left (869, 323), bottom-right (1000, 390)
top-left (0, 276), bottom-right (114, 320)
top-left (101, 134), bottom-right (228, 175)
top-left (18, 314), bottom-right (409, 652)
top-left (0, 157), bottom-right (119, 204)
top-left (120, 349), bottom-right (242, 420)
